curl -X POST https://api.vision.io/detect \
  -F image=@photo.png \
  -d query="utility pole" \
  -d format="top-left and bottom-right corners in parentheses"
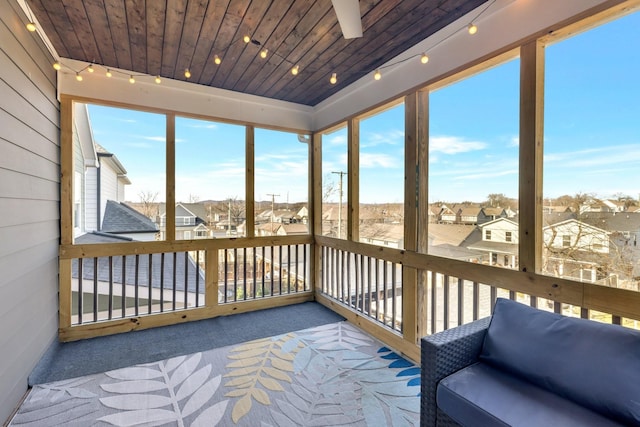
top-left (267, 193), bottom-right (280, 235)
top-left (331, 171), bottom-right (346, 239)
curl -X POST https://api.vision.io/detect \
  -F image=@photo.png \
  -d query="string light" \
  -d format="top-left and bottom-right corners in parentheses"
top-left (26, 22), bottom-right (36, 32)
top-left (52, 0), bottom-right (496, 90)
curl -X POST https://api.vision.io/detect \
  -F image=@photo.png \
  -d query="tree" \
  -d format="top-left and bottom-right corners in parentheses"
top-left (213, 197), bottom-right (246, 228)
top-left (485, 193), bottom-right (512, 208)
top-left (322, 173), bottom-right (338, 202)
top-left (138, 191), bottom-right (159, 219)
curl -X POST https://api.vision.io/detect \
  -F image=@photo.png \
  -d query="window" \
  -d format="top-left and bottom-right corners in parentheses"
top-left (72, 103), bottom-right (166, 243)
top-left (543, 10), bottom-right (640, 291)
top-left (359, 102), bottom-right (405, 248)
top-left (505, 231), bottom-right (512, 242)
top-left (176, 117), bottom-right (245, 239)
top-left (321, 125), bottom-right (348, 239)
top-left (428, 56), bottom-right (520, 268)
top-left (254, 128), bottom-right (309, 236)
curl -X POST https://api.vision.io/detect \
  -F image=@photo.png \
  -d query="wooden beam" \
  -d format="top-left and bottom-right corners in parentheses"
top-left (166, 113), bottom-right (176, 241)
top-left (518, 40), bottom-right (544, 275)
top-left (347, 118), bottom-right (359, 242)
top-left (246, 125), bottom-right (255, 238)
top-left (59, 96), bottom-right (73, 245)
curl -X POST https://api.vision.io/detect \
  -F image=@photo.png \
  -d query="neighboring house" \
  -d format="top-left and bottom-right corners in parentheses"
top-left (543, 219), bottom-right (610, 254)
top-left (359, 223), bottom-right (404, 248)
top-left (101, 200), bottom-right (159, 241)
top-left (464, 218), bottom-right (519, 268)
top-left (459, 207), bottom-right (487, 225)
top-left (296, 206), bottom-right (309, 224)
top-left (440, 206), bottom-right (457, 224)
top-left (481, 207), bottom-right (507, 223)
top-left (157, 202), bottom-right (211, 240)
top-left (73, 104), bottom-right (131, 237)
top-left (274, 223), bottom-right (309, 236)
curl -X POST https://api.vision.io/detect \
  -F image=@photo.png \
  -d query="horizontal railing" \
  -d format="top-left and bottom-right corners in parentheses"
top-left (59, 236), bottom-right (312, 340)
top-left (315, 236), bottom-right (640, 362)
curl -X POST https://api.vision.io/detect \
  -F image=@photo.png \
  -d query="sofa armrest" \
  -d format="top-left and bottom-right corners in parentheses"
top-left (420, 317), bottom-right (491, 427)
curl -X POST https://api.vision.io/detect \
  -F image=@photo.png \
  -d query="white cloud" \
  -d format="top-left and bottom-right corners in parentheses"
top-left (544, 144), bottom-right (640, 168)
top-left (142, 136), bottom-right (166, 142)
top-left (361, 129), bottom-right (404, 148)
top-left (430, 136), bottom-right (487, 154)
top-left (360, 153), bottom-right (399, 169)
top-left (508, 136), bottom-right (519, 147)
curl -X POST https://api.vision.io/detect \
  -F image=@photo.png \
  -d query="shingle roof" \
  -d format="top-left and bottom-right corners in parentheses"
top-left (101, 200), bottom-right (159, 233)
top-left (73, 232), bottom-right (204, 292)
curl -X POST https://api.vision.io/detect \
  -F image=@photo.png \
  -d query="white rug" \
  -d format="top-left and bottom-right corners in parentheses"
top-left (11, 322), bottom-right (420, 426)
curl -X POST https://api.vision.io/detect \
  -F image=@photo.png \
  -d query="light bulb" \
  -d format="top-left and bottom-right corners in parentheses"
top-left (291, 65), bottom-right (299, 76)
top-left (87, 64), bottom-right (94, 73)
top-left (243, 35), bottom-right (251, 43)
top-left (374, 70), bottom-right (381, 80)
top-left (75, 73), bottom-right (83, 82)
top-left (214, 55), bottom-right (221, 65)
top-left (468, 23), bottom-right (478, 35)
top-left (155, 76), bottom-right (161, 84)
top-left (53, 62), bottom-right (61, 71)
top-left (106, 69), bottom-right (112, 77)
top-left (330, 73), bottom-right (337, 84)
top-left (184, 68), bottom-right (191, 78)
top-left (421, 53), bottom-right (429, 64)
top-left (26, 22), bottom-right (36, 32)
top-left (260, 49), bottom-right (268, 59)
top-left (129, 75), bottom-right (135, 84)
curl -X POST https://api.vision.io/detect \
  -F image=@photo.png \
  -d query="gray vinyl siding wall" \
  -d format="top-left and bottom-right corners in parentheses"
top-left (0, 0), bottom-right (60, 423)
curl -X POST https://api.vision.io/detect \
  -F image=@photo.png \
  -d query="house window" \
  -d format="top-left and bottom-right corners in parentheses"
top-left (196, 230), bottom-right (207, 238)
top-left (542, 10), bottom-right (640, 289)
top-left (428, 55), bottom-right (519, 270)
top-left (505, 231), bottom-right (512, 242)
top-left (74, 171), bottom-right (82, 229)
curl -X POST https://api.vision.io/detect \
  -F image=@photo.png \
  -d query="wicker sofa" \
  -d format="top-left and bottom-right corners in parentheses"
top-left (420, 298), bottom-right (640, 427)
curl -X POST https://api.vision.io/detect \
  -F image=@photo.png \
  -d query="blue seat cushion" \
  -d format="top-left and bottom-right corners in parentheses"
top-left (437, 362), bottom-right (625, 427)
top-left (479, 298), bottom-right (640, 425)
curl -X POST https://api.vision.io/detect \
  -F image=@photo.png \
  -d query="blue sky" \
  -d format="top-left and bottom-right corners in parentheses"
top-left (86, 10), bottom-right (639, 206)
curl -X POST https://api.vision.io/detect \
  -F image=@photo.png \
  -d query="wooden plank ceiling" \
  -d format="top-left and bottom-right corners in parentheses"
top-left (29, 0), bottom-right (488, 106)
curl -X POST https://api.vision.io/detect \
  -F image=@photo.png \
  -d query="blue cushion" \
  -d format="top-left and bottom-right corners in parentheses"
top-left (479, 298), bottom-right (640, 425)
top-left (437, 362), bottom-right (625, 427)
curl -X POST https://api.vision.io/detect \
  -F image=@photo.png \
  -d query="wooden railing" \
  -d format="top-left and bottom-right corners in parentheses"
top-left (59, 236), bottom-right (313, 341)
top-left (315, 236), bottom-right (640, 362)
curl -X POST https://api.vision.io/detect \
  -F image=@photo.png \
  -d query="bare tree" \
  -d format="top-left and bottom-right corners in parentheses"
top-left (323, 173), bottom-right (337, 202)
top-left (138, 191), bottom-right (159, 219)
top-left (213, 197), bottom-right (246, 227)
top-left (188, 194), bottom-right (200, 203)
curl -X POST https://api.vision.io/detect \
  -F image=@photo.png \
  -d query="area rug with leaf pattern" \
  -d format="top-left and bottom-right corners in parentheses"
top-left (10, 321), bottom-right (420, 426)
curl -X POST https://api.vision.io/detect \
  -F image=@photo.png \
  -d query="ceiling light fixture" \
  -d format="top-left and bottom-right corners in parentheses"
top-left (291, 65), bottom-right (300, 76)
top-left (330, 73), bottom-right (337, 84)
top-left (421, 53), bottom-right (429, 64)
top-left (75, 72), bottom-right (83, 82)
top-left (129, 75), bottom-right (135, 84)
top-left (184, 69), bottom-right (191, 78)
top-left (243, 35), bottom-right (251, 43)
top-left (106, 69), bottom-right (112, 77)
top-left (26, 22), bottom-right (36, 32)
top-left (87, 63), bottom-right (94, 73)
top-left (155, 76), bottom-right (161, 84)
top-left (374, 70), bottom-right (381, 80)
top-left (468, 23), bottom-right (478, 35)
top-left (260, 49), bottom-right (268, 59)
top-left (53, 62), bottom-right (61, 71)
top-left (214, 55), bottom-right (221, 65)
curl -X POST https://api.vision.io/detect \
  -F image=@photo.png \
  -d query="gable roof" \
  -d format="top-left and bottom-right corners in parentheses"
top-left (101, 201), bottom-right (158, 234)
